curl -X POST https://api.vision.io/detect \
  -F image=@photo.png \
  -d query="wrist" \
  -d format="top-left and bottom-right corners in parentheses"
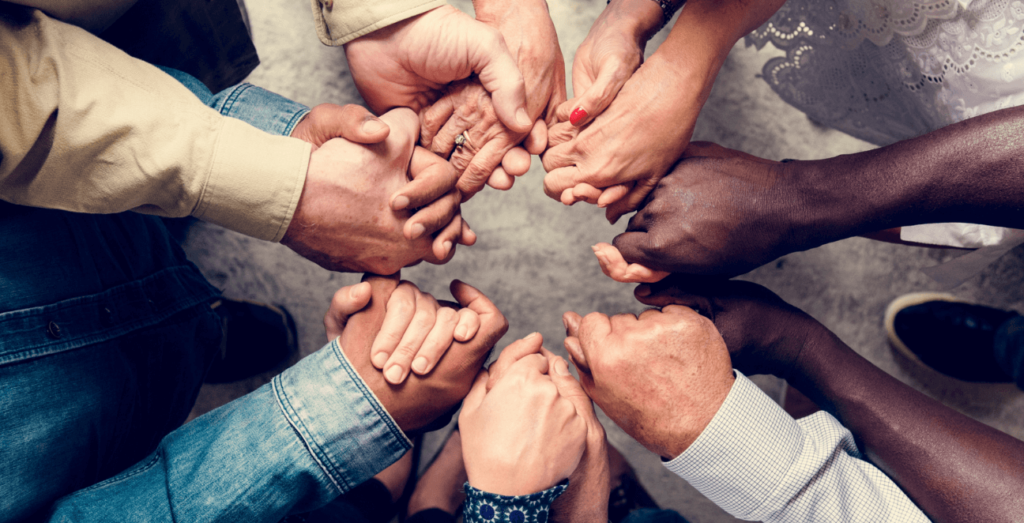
top-left (604, 0), bottom-right (665, 45)
top-left (473, 0), bottom-right (548, 23)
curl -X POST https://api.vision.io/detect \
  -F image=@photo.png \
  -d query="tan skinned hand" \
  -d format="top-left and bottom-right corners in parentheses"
top-left (562, 305), bottom-right (734, 458)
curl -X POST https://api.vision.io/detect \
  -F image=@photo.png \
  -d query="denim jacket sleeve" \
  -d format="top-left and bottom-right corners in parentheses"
top-left (48, 338), bottom-right (412, 522)
top-left (160, 67), bottom-right (310, 138)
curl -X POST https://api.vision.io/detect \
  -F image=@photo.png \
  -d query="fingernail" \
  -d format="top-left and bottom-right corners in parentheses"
top-left (385, 365), bottom-right (403, 384)
top-left (569, 107), bottom-right (588, 126)
top-left (635, 285), bottom-right (652, 297)
top-left (515, 108), bottom-right (531, 129)
top-left (372, 352), bottom-right (388, 368)
top-left (410, 223), bottom-right (426, 240)
top-left (525, 332), bottom-right (540, 340)
top-left (412, 357), bottom-right (429, 374)
top-left (455, 325), bottom-right (468, 340)
top-left (362, 118), bottom-right (387, 134)
top-left (392, 195), bottom-right (410, 211)
top-left (553, 358), bottom-right (571, 376)
top-left (442, 241), bottom-right (453, 258)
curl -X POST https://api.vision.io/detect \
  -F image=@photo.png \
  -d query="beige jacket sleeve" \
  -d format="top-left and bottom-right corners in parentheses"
top-left (0, 8), bottom-right (310, 242)
top-left (309, 0), bottom-right (446, 46)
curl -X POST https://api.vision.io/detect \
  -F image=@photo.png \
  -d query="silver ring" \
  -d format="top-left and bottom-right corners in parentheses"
top-left (454, 132), bottom-right (467, 148)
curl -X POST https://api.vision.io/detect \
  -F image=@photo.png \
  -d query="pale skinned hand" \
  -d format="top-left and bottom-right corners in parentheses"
top-left (419, 0), bottom-right (565, 199)
top-left (612, 142), bottom-right (800, 278)
top-left (324, 273), bottom-right (509, 432)
top-left (459, 335), bottom-right (588, 496)
top-left (282, 108), bottom-right (477, 275)
top-left (344, 5), bottom-right (532, 134)
top-left (592, 242), bottom-right (669, 283)
top-left (543, 56), bottom-right (699, 223)
top-left (563, 305), bottom-right (734, 458)
top-left (632, 276), bottom-right (821, 379)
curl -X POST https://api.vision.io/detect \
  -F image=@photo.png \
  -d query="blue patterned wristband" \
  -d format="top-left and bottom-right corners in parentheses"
top-left (463, 481), bottom-right (568, 523)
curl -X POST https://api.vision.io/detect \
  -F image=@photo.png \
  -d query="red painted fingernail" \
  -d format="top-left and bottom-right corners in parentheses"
top-left (569, 107), bottom-right (588, 126)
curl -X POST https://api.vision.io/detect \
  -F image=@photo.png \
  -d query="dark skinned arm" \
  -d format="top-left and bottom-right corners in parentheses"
top-left (615, 106), bottom-right (1024, 277)
top-left (635, 278), bottom-right (1024, 523)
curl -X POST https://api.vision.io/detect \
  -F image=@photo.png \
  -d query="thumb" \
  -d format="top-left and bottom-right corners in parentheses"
top-left (292, 104), bottom-right (390, 147)
top-left (324, 281), bottom-right (373, 341)
top-left (549, 357), bottom-right (590, 405)
top-left (557, 60), bottom-right (631, 127)
top-left (472, 30), bottom-right (531, 133)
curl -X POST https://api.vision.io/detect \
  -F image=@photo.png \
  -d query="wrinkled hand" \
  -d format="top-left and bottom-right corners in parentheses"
top-left (460, 334), bottom-right (588, 496)
top-left (420, 81), bottom-right (538, 199)
top-left (613, 142), bottom-right (805, 278)
top-left (344, 5), bottom-right (532, 134)
top-left (633, 276), bottom-right (822, 379)
top-left (325, 273), bottom-right (508, 432)
top-left (563, 305), bottom-right (734, 458)
top-left (543, 56), bottom-right (699, 223)
top-left (417, 0), bottom-right (565, 199)
top-left (282, 108), bottom-right (475, 274)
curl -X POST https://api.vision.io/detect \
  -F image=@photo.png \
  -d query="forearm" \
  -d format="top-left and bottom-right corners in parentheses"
top-left (788, 326), bottom-right (1024, 522)
top-left (50, 339), bottom-right (411, 521)
top-left (0, 8), bottom-right (310, 241)
top-left (792, 106), bottom-right (1024, 246)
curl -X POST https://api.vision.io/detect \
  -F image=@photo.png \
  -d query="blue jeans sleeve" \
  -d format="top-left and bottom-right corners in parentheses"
top-left (48, 339), bottom-right (411, 522)
top-left (160, 67), bottom-right (310, 137)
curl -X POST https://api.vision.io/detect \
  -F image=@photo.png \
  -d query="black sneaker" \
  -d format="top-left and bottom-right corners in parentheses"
top-left (204, 298), bottom-right (298, 383)
top-left (885, 293), bottom-right (1017, 383)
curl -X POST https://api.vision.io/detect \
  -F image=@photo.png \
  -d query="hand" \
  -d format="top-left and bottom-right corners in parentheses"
top-left (420, 80), bottom-right (537, 199)
top-left (325, 274), bottom-right (508, 432)
top-left (563, 305), bottom-right (734, 458)
top-left (592, 242), bottom-right (669, 283)
top-left (344, 5), bottom-right (532, 134)
top-left (556, 0), bottom-right (662, 128)
top-left (290, 103), bottom-right (391, 151)
top-left (543, 55), bottom-right (700, 223)
top-left (459, 335), bottom-right (588, 496)
top-left (632, 276), bottom-right (823, 379)
top-left (612, 142), bottom-right (806, 278)
top-left (282, 108), bottom-right (476, 274)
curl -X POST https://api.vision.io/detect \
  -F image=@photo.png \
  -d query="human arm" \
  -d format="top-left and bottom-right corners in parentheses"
top-left (635, 278), bottom-right (1024, 522)
top-left (458, 335), bottom-right (589, 522)
top-left (613, 105), bottom-right (1024, 277)
top-left (561, 305), bottom-right (930, 523)
top-left (542, 0), bottom-right (787, 222)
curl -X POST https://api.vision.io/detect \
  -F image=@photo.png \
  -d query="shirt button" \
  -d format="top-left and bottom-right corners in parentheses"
top-left (47, 321), bottom-right (62, 339)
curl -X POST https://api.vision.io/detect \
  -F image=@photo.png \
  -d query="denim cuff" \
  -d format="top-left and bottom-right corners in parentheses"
top-left (212, 83), bottom-right (310, 137)
top-left (273, 337), bottom-right (411, 493)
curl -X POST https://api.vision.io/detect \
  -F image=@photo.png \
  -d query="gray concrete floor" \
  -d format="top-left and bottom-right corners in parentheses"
top-left (186, 1), bottom-right (1024, 521)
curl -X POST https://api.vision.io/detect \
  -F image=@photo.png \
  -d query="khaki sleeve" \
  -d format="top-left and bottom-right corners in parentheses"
top-left (0, 9), bottom-right (310, 242)
top-left (309, 0), bottom-right (446, 46)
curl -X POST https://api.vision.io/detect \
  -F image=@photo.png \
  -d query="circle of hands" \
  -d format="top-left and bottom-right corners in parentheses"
top-left (287, 3), bottom-right (810, 516)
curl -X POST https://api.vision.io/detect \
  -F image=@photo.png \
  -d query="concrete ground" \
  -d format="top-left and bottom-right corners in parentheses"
top-left (186, 1), bottom-right (1024, 521)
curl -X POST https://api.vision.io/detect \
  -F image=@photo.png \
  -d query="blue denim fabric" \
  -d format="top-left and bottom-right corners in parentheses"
top-left (0, 204), bottom-right (222, 522)
top-left (161, 66), bottom-right (310, 137)
top-left (50, 337), bottom-right (411, 521)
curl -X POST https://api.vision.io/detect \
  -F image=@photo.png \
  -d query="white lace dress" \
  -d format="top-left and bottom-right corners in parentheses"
top-left (745, 0), bottom-right (1024, 282)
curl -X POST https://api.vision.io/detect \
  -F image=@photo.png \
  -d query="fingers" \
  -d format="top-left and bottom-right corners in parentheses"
top-left (472, 29), bottom-right (532, 133)
top-left (291, 104), bottom-right (390, 148)
top-left (543, 165), bottom-right (585, 200)
top-left (524, 120), bottom-right (548, 155)
top-left (448, 280), bottom-right (509, 369)
top-left (563, 183), bottom-right (601, 206)
top-left (546, 120), bottom-right (578, 149)
top-left (393, 147), bottom-right (459, 213)
top-left (457, 140), bottom-right (509, 199)
top-left (501, 147), bottom-right (532, 177)
top-left (592, 242), bottom-right (669, 283)
top-left (605, 178), bottom-right (659, 224)
top-left (324, 281), bottom-right (373, 341)
top-left (369, 282), bottom-right (418, 370)
top-left (596, 184), bottom-right (630, 208)
top-left (377, 108), bottom-right (420, 165)
top-left (420, 96), bottom-right (456, 150)
top-left (549, 357), bottom-right (592, 409)
top-left (562, 58), bottom-right (632, 128)
top-left (455, 307), bottom-right (481, 341)
top-left (487, 167), bottom-right (515, 191)
top-left (486, 332), bottom-right (545, 391)
top-left (404, 189), bottom-right (460, 241)
top-left (430, 212), bottom-right (464, 261)
top-left (383, 291), bottom-right (438, 384)
top-left (412, 306), bottom-right (460, 375)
